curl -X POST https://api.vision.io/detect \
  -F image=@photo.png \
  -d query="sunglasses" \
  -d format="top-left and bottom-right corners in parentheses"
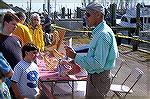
top-left (85, 12), bottom-right (91, 17)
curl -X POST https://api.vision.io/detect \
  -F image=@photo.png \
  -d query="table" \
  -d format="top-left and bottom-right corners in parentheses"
top-left (38, 62), bottom-right (87, 98)
top-left (36, 53), bottom-right (87, 98)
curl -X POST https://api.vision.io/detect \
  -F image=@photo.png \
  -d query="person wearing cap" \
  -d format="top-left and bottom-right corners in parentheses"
top-left (65, 2), bottom-right (119, 99)
top-left (12, 12), bottom-right (33, 45)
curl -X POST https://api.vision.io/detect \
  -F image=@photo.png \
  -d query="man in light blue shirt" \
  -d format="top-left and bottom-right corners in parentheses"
top-left (0, 52), bottom-right (13, 88)
top-left (0, 52), bottom-right (11, 75)
top-left (65, 2), bottom-right (119, 99)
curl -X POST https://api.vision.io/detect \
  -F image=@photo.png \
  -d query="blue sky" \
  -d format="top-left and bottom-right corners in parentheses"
top-left (3, 0), bottom-right (83, 12)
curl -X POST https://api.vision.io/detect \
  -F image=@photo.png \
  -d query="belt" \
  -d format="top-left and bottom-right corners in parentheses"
top-left (89, 70), bottom-right (110, 75)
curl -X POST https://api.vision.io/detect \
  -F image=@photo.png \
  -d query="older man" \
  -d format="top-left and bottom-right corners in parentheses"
top-left (65, 2), bottom-right (119, 99)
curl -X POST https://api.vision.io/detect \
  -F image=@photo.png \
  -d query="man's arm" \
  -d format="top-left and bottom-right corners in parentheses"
top-left (0, 53), bottom-right (14, 78)
top-left (11, 81), bottom-right (25, 99)
top-left (5, 69), bottom-right (13, 78)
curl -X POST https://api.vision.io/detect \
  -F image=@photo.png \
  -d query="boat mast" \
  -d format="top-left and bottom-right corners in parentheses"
top-left (82, 0), bottom-right (86, 7)
top-left (47, 0), bottom-right (50, 15)
top-left (30, 0), bottom-right (31, 12)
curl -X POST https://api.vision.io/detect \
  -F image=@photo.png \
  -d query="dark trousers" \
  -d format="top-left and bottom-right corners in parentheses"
top-left (86, 70), bottom-right (111, 99)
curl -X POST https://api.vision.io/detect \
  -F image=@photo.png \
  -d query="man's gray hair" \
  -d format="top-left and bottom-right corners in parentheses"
top-left (86, 2), bottom-right (105, 15)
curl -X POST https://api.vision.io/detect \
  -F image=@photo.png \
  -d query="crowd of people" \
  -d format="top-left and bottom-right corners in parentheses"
top-left (0, 11), bottom-right (49, 99)
top-left (0, 2), bottom-right (118, 99)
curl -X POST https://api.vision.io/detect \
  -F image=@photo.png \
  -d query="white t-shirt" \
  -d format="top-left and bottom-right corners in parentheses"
top-left (11, 60), bottom-right (39, 98)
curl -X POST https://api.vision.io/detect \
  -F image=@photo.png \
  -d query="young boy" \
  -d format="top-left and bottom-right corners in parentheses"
top-left (0, 69), bottom-right (11, 99)
top-left (11, 43), bottom-right (40, 99)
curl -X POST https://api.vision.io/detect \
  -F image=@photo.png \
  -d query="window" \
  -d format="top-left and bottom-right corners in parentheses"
top-left (121, 16), bottom-right (128, 22)
top-left (130, 18), bottom-right (136, 23)
top-left (148, 18), bottom-right (150, 23)
top-left (140, 17), bottom-right (143, 23)
top-left (144, 17), bottom-right (147, 23)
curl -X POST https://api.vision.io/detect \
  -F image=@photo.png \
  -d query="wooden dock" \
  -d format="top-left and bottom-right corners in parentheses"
top-left (39, 44), bottom-right (150, 99)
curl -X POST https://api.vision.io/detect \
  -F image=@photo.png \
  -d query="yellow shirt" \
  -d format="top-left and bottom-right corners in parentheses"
top-left (28, 24), bottom-right (45, 52)
top-left (13, 23), bottom-right (33, 45)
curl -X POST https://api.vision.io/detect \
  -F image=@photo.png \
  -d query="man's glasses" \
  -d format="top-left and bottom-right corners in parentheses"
top-left (85, 12), bottom-right (91, 17)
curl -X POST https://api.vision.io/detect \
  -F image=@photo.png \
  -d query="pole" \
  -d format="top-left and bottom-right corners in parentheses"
top-left (30, 0), bottom-right (31, 12)
top-left (55, 0), bottom-right (56, 12)
top-left (48, 0), bottom-right (50, 15)
top-left (29, 0), bottom-right (31, 18)
top-left (136, 3), bottom-right (141, 36)
top-left (54, 0), bottom-right (57, 20)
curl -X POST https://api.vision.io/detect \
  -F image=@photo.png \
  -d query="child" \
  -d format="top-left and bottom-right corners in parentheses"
top-left (0, 69), bottom-right (11, 99)
top-left (11, 43), bottom-right (40, 99)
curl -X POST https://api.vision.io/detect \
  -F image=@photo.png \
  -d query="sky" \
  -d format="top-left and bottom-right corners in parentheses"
top-left (3, 0), bottom-right (150, 12)
top-left (3, 0), bottom-right (83, 12)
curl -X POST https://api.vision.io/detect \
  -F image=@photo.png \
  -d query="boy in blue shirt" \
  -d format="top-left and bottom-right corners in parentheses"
top-left (11, 43), bottom-right (41, 99)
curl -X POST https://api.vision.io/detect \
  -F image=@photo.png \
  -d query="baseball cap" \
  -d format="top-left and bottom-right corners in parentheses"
top-left (86, 2), bottom-right (105, 15)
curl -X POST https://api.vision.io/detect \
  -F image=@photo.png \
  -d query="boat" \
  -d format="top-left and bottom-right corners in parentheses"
top-left (117, 5), bottom-right (150, 31)
top-left (116, 4), bottom-right (150, 50)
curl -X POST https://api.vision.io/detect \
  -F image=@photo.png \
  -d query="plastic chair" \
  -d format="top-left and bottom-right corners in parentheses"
top-left (110, 68), bottom-right (144, 99)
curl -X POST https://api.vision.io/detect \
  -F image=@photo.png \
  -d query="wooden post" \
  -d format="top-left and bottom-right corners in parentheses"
top-left (116, 33), bottom-right (122, 46)
top-left (132, 36), bottom-right (140, 51)
top-left (112, 3), bottom-right (116, 26)
top-left (69, 9), bottom-right (71, 18)
top-left (136, 3), bottom-right (141, 36)
top-left (61, 7), bottom-right (65, 19)
top-left (77, 7), bottom-right (81, 18)
top-left (110, 3), bottom-right (116, 26)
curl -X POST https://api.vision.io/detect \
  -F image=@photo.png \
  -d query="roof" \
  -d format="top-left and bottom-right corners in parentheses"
top-left (0, 0), bottom-right (10, 9)
top-left (11, 6), bottom-right (26, 13)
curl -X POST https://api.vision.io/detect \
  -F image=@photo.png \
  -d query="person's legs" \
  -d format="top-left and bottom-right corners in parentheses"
top-left (86, 70), bottom-right (111, 99)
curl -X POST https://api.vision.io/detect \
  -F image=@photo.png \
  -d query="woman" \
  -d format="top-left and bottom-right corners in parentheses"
top-left (28, 13), bottom-right (45, 52)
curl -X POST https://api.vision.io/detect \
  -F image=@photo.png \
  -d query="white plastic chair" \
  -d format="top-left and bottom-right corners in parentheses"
top-left (110, 68), bottom-right (144, 99)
